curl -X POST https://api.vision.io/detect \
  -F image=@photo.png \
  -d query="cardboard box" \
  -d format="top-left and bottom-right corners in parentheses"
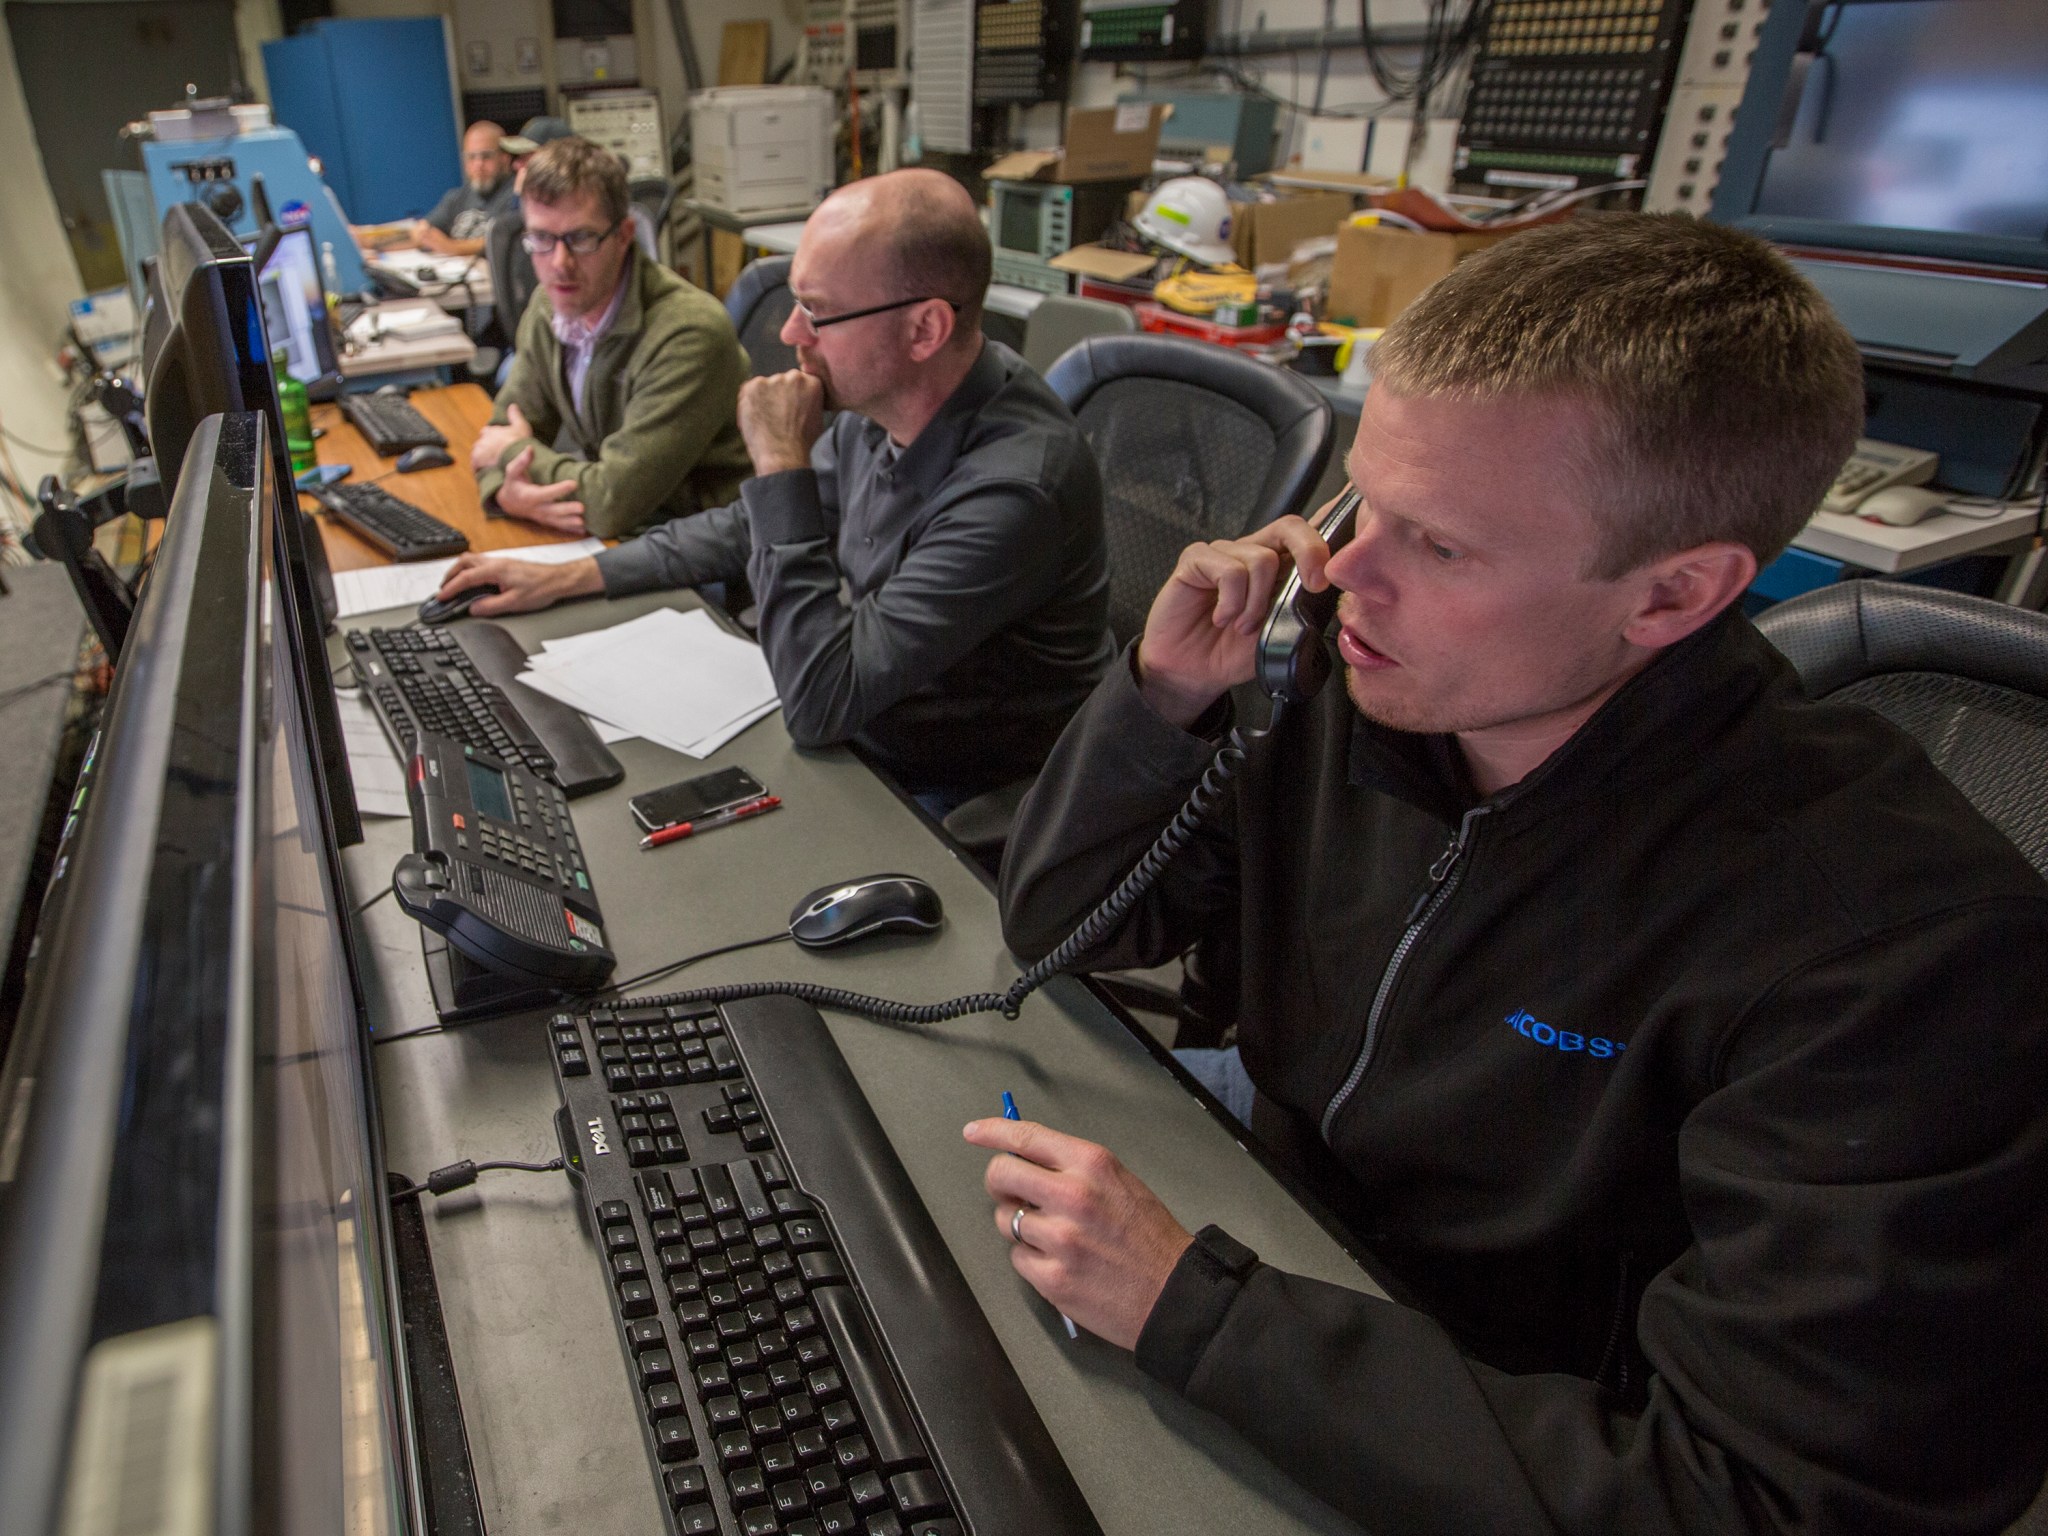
top-left (1231, 190), bottom-right (1354, 269)
top-left (984, 103), bottom-right (1169, 184)
top-left (1049, 244), bottom-right (1159, 284)
top-left (1324, 223), bottom-right (1509, 327)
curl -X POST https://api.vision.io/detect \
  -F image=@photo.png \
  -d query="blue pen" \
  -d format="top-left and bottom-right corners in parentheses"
top-left (1001, 1091), bottom-right (1078, 1338)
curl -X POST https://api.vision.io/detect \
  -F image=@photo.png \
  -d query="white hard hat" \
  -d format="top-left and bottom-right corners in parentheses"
top-left (1134, 177), bottom-right (1237, 266)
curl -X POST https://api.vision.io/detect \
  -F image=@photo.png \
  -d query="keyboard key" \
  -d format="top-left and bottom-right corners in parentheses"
top-left (657, 1418), bottom-right (697, 1463)
top-left (767, 1358), bottom-right (804, 1393)
top-left (820, 1401), bottom-right (859, 1438)
top-left (698, 1361), bottom-right (732, 1393)
top-left (759, 1441), bottom-right (798, 1477)
top-left (664, 1464), bottom-right (709, 1507)
top-left (638, 1172), bottom-right (676, 1218)
top-left (909, 1522), bottom-right (963, 1536)
top-left (709, 1037), bottom-right (742, 1077)
top-left (627, 1135), bottom-right (658, 1167)
top-left (652, 1216), bottom-right (685, 1246)
top-left (628, 1319), bottom-right (666, 1352)
top-left (726, 1339), bottom-right (763, 1372)
top-left (867, 1512), bottom-right (906, 1536)
top-left (639, 1348), bottom-right (676, 1385)
top-left (739, 1505), bottom-right (780, 1536)
top-left (757, 1154), bottom-right (789, 1189)
top-left (796, 1336), bottom-right (832, 1370)
top-left (618, 1279), bottom-right (656, 1319)
top-left (848, 1471), bottom-right (887, 1512)
top-left (598, 1199), bottom-right (631, 1227)
top-left (778, 1393), bottom-right (818, 1430)
top-left (731, 1160), bottom-right (774, 1223)
top-left (784, 1220), bottom-right (828, 1252)
top-left (707, 1395), bottom-right (743, 1430)
top-left (804, 1464), bottom-right (843, 1503)
top-left (889, 1469), bottom-right (947, 1517)
top-left (748, 1406), bottom-right (783, 1438)
top-left (716, 1430), bottom-right (754, 1467)
top-left (772, 1479), bottom-right (810, 1519)
top-left (792, 1426), bottom-right (829, 1464)
top-left (697, 1165), bottom-right (740, 1219)
top-left (611, 1252), bottom-right (646, 1284)
top-left (688, 1330), bottom-right (722, 1362)
top-left (742, 1125), bottom-right (775, 1152)
top-left (605, 1225), bottom-right (640, 1255)
top-left (677, 1505), bottom-right (721, 1535)
top-left (728, 1464), bottom-right (767, 1505)
top-left (832, 1435), bottom-right (869, 1475)
top-left (815, 1502), bottom-right (857, 1536)
top-left (704, 1103), bottom-right (738, 1134)
top-left (646, 1381), bottom-right (685, 1420)
top-left (799, 1252), bottom-right (845, 1286)
top-left (808, 1368), bottom-right (844, 1400)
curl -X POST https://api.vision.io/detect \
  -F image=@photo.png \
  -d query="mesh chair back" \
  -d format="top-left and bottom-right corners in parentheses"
top-left (1756, 581), bottom-right (2048, 874)
top-left (725, 255), bottom-right (798, 377)
top-left (1046, 334), bottom-right (1334, 646)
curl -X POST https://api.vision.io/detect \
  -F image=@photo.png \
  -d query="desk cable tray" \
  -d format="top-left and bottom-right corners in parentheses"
top-left (546, 992), bottom-right (1102, 1536)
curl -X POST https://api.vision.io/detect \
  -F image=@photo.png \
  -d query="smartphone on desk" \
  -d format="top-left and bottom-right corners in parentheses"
top-left (630, 766), bottom-right (769, 832)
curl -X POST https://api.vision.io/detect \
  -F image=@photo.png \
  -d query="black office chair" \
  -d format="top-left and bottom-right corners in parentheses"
top-left (725, 256), bottom-right (798, 377)
top-left (1042, 333), bottom-right (1337, 646)
top-left (1755, 580), bottom-right (2048, 875)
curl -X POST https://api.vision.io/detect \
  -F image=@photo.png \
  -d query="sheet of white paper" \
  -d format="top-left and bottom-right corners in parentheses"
top-left (331, 538), bottom-right (605, 618)
top-left (334, 688), bottom-right (410, 816)
top-left (589, 716), bottom-right (637, 744)
top-left (512, 607), bottom-right (778, 759)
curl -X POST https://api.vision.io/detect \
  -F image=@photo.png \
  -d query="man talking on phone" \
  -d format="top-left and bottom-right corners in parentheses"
top-left (974, 216), bottom-right (2048, 1533)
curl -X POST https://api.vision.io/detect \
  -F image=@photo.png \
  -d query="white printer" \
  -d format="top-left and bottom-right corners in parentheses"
top-left (690, 87), bottom-right (836, 220)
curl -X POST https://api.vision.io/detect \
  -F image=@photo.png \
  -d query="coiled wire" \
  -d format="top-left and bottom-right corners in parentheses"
top-left (625, 718), bottom-right (1272, 1025)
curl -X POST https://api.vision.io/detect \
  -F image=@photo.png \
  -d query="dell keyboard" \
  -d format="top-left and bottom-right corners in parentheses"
top-left (313, 480), bottom-right (469, 561)
top-left (341, 389), bottom-right (448, 456)
top-left (548, 993), bottom-right (1101, 1536)
top-left (345, 621), bottom-right (624, 796)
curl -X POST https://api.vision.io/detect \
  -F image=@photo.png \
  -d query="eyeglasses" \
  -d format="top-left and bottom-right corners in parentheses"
top-left (521, 219), bottom-right (624, 257)
top-left (792, 295), bottom-right (962, 332)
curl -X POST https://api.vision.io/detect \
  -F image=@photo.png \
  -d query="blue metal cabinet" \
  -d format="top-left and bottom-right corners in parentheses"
top-left (263, 17), bottom-right (462, 225)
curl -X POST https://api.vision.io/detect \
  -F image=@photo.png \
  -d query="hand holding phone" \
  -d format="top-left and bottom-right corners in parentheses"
top-left (1133, 492), bottom-right (1358, 727)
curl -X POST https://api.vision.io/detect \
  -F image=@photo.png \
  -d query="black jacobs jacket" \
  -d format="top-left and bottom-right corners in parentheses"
top-left (1001, 611), bottom-right (2048, 1535)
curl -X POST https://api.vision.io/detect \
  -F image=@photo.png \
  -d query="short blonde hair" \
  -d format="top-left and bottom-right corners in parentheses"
top-left (1369, 214), bottom-right (1865, 580)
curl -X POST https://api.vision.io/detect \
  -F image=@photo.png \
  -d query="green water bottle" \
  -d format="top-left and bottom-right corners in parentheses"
top-left (272, 346), bottom-right (318, 477)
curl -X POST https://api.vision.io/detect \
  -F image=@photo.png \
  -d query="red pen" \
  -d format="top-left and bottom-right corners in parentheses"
top-left (639, 794), bottom-right (782, 849)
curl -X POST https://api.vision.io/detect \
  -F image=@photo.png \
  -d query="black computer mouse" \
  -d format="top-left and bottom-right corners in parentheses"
top-left (418, 584), bottom-right (497, 625)
top-left (397, 445), bottom-right (454, 472)
top-left (788, 874), bottom-right (944, 950)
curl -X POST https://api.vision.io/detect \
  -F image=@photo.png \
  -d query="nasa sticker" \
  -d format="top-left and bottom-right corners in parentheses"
top-left (565, 909), bottom-right (604, 948)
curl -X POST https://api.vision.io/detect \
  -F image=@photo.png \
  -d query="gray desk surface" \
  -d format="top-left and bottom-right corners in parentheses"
top-left (342, 589), bottom-right (1377, 1536)
top-left (0, 565), bottom-right (83, 967)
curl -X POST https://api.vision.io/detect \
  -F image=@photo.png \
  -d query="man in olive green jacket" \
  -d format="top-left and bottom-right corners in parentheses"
top-left (470, 138), bottom-right (752, 539)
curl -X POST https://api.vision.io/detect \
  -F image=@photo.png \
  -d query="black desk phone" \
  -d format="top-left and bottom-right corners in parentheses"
top-left (1257, 486), bottom-right (1360, 706)
top-left (392, 731), bottom-right (617, 994)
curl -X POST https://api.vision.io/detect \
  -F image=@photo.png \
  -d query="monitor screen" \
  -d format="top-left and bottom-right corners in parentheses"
top-left (995, 184), bottom-right (1046, 256)
top-left (0, 413), bottom-right (415, 1532)
top-left (144, 201), bottom-right (363, 848)
top-left (254, 226), bottom-right (342, 390)
top-left (1754, 0), bottom-right (2048, 245)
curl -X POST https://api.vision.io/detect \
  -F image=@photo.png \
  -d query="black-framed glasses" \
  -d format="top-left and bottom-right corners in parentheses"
top-left (521, 219), bottom-right (624, 257)
top-left (792, 295), bottom-right (962, 331)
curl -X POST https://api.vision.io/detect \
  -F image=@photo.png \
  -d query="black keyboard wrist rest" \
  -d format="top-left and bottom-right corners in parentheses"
top-left (456, 621), bottom-right (623, 797)
top-left (726, 995), bottom-right (1100, 1535)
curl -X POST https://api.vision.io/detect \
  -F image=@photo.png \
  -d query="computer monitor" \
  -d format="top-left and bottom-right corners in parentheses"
top-left (1714, 0), bottom-right (2048, 272)
top-left (141, 201), bottom-right (364, 847)
top-left (0, 412), bottom-right (422, 1534)
top-left (251, 224), bottom-right (344, 400)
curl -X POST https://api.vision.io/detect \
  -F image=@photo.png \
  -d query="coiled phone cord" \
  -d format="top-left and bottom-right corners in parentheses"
top-left (620, 714), bottom-right (1276, 1026)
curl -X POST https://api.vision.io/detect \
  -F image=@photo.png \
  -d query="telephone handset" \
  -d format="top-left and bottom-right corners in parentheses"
top-left (1256, 487), bottom-right (1361, 705)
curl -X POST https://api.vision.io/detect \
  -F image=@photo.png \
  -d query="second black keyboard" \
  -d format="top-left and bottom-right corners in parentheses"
top-left (548, 994), bottom-right (1102, 1536)
top-left (340, 389), bottom-right (448, 455)
top-left (314, 480), bottom-right (469, 561)
top-left (345, 622), bottom-right (624, 797)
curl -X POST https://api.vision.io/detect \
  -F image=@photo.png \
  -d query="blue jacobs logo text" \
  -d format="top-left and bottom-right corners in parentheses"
top-left (1506, 1009), bottom-right (1626, 1060)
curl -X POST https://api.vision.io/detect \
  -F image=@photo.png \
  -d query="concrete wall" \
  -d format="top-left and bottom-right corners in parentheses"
top-left (0, 15), bottom-right (90, 523)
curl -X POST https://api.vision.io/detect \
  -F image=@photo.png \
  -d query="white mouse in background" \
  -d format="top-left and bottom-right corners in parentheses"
top-left (1859, 485), bottom-right (1951, 526)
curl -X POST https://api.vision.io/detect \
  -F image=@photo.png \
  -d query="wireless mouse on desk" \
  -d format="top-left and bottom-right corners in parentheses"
top-left (418, 584), bottom-right (497, 625)
top-left (789, 874), bottom-right (944, 950)
top-left (396, 445), bottom-right (454, 472)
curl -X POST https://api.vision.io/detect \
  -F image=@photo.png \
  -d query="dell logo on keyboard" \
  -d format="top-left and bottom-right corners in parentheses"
top-left (587, 1118), bottom-right (611, 1157)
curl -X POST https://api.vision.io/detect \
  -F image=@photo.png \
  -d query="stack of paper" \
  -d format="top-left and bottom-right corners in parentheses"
top-left (515, 608), bottom-right (779, 759)
top-left (330, 539), bottom-right (606, 619)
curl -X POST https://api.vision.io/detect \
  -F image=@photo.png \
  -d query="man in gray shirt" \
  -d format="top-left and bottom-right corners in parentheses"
top-left (437, 169), bottom-right (1114, 802)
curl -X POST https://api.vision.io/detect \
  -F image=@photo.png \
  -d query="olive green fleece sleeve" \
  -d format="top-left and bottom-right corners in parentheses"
top-left (513, 313), bottom-right (748, 538)
top-left (474, 300), bottom-right (560, 508)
